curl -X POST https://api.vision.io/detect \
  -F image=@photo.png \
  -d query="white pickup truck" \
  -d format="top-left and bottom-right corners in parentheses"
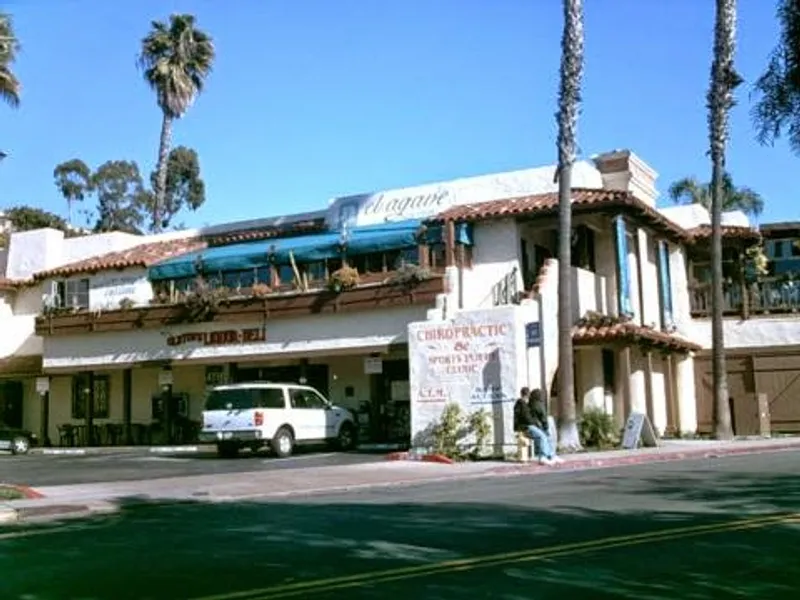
top-left (199, 382), bottom-right (357, 458)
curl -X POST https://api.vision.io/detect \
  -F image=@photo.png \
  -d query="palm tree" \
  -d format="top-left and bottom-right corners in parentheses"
top-left (554, 0), bottom-right (585, 452)
top-left (752, 0), bottom-right (800, 153)
top-left (53, 159), bottom-right (93, 225)
top-left (707, 0), bottom-right (741, 441)
top-left (668, 172), bottom-right (763, 219)
top-left (0, 12), bottom-right (20, 109)
top-left (138, 14), bottom-right (214, 233)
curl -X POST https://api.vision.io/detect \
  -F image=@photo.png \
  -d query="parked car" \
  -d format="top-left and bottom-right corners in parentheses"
top-left (0, 425), bottom-right (36, 455)
top-left (198, 382), bottom-right (357, 458)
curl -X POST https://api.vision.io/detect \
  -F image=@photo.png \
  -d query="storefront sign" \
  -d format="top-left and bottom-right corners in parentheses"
top-left (326, 163), bottom-right (602, 229)
top-left (525, 322), bottom-right (541, 348)
top-left (364, 356), bottom-right (383, 374)
top-left (166, 328), bottom-right (266, 347)
top-left (35, 377), bottom-right (50, 394)
top-left (409, 307), bottom-right (522, 453)
top-left (90, 273), bottom-right (148, 309)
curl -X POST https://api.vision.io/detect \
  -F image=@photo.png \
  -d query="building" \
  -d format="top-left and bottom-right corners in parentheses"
top-left (0, 149), bottom-right (789, 453)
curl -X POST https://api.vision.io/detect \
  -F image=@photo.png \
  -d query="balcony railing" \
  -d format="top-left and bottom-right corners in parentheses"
top-left (690, 278), bottom-right (800, 317)
top-left (492, 267), bottom-right (519, 306)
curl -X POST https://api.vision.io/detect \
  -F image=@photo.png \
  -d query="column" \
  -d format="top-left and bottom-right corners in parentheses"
top-left (674, 352), bottom-right (698, 434)
top-left (123, 368), bottom-right (133, 445)
top-left (628, 350), bottom-right (647, 415)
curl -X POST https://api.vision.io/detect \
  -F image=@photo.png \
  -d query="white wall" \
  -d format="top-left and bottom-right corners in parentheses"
top-left (460, 219), bottom-right (522, 309)
top-left (689, 317), bottom-right (800, 350)
top-left (43, 306), bottom-right (428, 370)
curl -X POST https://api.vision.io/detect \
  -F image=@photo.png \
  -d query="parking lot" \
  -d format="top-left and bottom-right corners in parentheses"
top-left (0, 447), bottom-right (383, 487)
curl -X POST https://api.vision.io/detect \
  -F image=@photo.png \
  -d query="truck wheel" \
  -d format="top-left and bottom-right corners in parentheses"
top-left (272, 427), bottom-right (294, 458)
top-left (337, 423), bottom-right (357, 451)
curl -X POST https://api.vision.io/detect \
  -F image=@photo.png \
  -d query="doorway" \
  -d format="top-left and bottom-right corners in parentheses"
top-left (0, 380), bottom-right (24, 429)
top-left (367, 360), bottom-right (410, 445)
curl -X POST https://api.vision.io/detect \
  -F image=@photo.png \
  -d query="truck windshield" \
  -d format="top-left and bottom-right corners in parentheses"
top-left (205, 388), bottom-right (285, 410)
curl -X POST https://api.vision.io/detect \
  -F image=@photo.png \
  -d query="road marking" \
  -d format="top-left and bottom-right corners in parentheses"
top-left (192, 512), bottom-right (799, 600)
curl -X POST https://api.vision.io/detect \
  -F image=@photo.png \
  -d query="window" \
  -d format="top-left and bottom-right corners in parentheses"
top-left (205, 387), bottom-right (286, 411)
top-left (56, 278), bottom-right (90, 309)
top-left (290, 389), bottom-right (328, 410)
top-left (792, 240), bottom-right (800, 257)
top-left (71, 374), bottom-right (110, 419)
top-left (773, 241), bottom-right (785, 258)
top-left (571, 225), bottom-right (596, 272)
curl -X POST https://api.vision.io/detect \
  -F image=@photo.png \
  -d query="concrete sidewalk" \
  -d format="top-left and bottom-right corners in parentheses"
top-left (3, 437), bottom-right (799, 525)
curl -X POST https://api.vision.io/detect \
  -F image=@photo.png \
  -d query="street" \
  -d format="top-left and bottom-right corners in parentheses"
top-left (2, 450), bottom-right (799, 599)
top-left (0, 448), bottom-right (382, 487)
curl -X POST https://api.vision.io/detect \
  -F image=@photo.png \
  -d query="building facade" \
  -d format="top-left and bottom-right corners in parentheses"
top-left (0, 149), bottom-right (789, 452)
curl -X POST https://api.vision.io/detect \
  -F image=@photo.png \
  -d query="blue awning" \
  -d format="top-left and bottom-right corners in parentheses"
top-left (149, 219), bottom-right (456, 281)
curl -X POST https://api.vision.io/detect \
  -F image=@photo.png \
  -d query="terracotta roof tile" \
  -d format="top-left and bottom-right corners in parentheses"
top-left (0, 277), bottom-right (25, 291)
top-left (572, 313), bottom-right (701, 353)
top-left (688, 225), bottom-right (760, 241)
top-left (428, 189), bottom-right (693, 243)
top-left (205, 218), bottom-right (326, 246)
top-left (33, 237), bottom-right (207, 281)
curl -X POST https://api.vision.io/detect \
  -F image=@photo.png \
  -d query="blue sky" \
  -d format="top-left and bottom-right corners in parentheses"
top-left (0, 0), bottom-right (794, 229)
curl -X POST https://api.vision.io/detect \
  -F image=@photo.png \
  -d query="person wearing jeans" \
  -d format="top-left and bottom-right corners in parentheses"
top-left (514, 387), bottom-right (562, 465)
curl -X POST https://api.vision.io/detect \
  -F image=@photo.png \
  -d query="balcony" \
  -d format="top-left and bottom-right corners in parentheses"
top-left (35, 271), bottom-right (446, 337)
top-left (690, 278), bottom-right (800, 318)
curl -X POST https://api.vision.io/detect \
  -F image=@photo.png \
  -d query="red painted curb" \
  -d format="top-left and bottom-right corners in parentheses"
top-left (0, 484), bottom-right (44, 499)
top-left (385, 451), bottom-right (454, 464)
top-left (490, 442), bottom-right (800, 475)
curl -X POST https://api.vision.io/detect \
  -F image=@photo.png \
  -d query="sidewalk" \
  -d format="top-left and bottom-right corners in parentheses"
top-left (3, 437), bottom-right (799, 525)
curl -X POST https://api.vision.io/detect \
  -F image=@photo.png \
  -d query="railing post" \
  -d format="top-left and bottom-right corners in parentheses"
top-left (444, 220), bottom-right (456, 267)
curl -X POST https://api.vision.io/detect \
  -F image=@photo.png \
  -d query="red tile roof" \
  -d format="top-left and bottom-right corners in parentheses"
top-left (33, 237), bottom-right (207, 281)
top-left (0, 277), bottom-right (25, 291)
top-left (205, 218), bottom-right (326, 246)
top-left (572, 313), bottom-right (701, 353)
top-left (688, 225), bottom-right (760, 241)
top-left (429, 189), bottom-right (693, 243)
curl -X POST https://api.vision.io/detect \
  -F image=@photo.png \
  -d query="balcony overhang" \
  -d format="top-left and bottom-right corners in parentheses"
top-left (35, 276), bottom-right (446, 337)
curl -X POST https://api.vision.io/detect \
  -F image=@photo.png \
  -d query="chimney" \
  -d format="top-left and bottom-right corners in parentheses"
top-left (592, 149), bottom-right (659, 207)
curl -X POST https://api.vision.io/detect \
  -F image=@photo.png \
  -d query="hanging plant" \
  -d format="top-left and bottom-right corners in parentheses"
top-left (386, 264), bottom-right (432, 287)
top-left (251, 283), bottom-right (272, 298)
top-left (181, 277), bottom-right (230, 322)
top-left (327, 266), bottom-right (359, 293)
top-left (414, 224), bottom-right (429, 244)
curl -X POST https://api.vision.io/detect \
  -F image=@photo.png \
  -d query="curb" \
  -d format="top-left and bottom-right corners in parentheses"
top-left (34, 445), bottom-right (210, 456)
top-left (0, 500), bottom-right (118, 525)
top-left (0, 484), bottom-right (44, 500)
top-left (385, 452), bottom-right (454, 464)
top-left (489, 442), bottom-right (800, 475)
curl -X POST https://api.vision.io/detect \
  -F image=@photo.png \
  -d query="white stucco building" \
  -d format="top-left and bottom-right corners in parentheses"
top-left (0, 149), bottom-right (792, 451)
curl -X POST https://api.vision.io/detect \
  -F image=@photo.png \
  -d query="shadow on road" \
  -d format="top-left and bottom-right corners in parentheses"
top-left (1, 468), bottom-right (799, 599)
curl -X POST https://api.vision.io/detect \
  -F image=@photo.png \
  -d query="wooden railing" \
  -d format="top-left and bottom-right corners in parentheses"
top-left (690, 278), bottom-right (800, 317)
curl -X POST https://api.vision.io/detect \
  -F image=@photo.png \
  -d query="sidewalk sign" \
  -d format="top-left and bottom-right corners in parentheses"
top-left (621, 412), bottom-right (659, 449)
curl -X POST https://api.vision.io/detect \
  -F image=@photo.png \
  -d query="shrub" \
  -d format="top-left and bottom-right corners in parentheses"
top-left (430, 403), bottom-right (494, 460)
top-left (118, 297), bottom-right (136, 310)
top-left (579, 407), bottom-right (618, 449)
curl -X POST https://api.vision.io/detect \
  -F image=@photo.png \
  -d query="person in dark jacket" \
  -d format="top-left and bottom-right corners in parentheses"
top-left (514, 387), bottom-right (559, 465)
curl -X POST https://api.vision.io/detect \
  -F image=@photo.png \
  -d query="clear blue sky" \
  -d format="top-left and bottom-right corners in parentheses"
top-left (0, 0), bottom-right (794, 228)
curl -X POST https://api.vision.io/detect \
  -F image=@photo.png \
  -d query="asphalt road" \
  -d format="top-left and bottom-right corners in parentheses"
top-left (2, 450), bottom-right (799, 599)
top-left (0, 448), bottom-right (382, 486)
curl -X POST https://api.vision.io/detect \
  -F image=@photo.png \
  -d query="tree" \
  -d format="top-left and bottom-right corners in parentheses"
top-left (138, 14), bottom-right (214, 234)
top-left (752, 0), bottom-right (800, 153)
top-left (0, 206), bottom-right (74, 247)
top-left (0, 12), bottom-right (21, 109)
top-left (554, 0), bottom-right (585, 452)
top-left (92, 160), bottom-right (147, 234)
top-left (707, 0), bottom-right (741, 441)
top-left (668, 172), bottom-right (763, 218)
top-left (145, 145), bottom-right (206, 231)
top-left (53, 159), bottom-right (93, 225)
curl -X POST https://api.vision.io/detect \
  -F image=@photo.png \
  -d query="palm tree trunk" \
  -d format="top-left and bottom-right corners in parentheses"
top-left (67, 199), bottom-right (73, 227)
top-left (153, 112), bottom-right (173, 234)
top-left (555, 0), bottom-right (584, 452)
top-left (709, 0), bottom-right (737, 440)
